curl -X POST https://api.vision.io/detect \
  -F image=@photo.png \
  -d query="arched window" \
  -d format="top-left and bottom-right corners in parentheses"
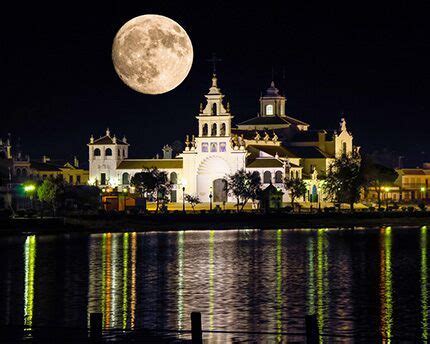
top-left (275, 170), bottom-right (283, 183)
top-left (122, 172), bottom-right (130, 185)
top-left (94, 148), bottom-right (101, 156)
top-left (263, 171), bottom-right (272, 184)
top-left (220, 123), bottom-right (226, 136)
top-left (212, 103), bottom-right (217, 115)
top-left (105, 148), bottom-right (112, 156)
top-left (342, 142), bottom-right (347, 156)
top-left (296, 171), bottom-right (300, 179)
top-left (123, 149), bottom-right (126, 158)
top-left (22, 169), bottom-right (27, 177)
top-left (16, 168), bottom-right (21, 176)
top-left (211, 123), bottom-right (217, 136)
top-left (266, 104), bottom-right (274, 115)
top-left (170, 172), bottom-right (177, 184)
top-left (118, 149), bottom-right (121, 157)
top-left (202, 123), bottom-right (208, 136)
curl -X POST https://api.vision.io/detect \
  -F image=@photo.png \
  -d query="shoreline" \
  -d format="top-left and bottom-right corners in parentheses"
top-left (0, 212), bottom-right (429, 236)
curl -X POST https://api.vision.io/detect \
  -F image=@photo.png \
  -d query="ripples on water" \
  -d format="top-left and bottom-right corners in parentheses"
top-left (0, 227), bottom-right (429, 342)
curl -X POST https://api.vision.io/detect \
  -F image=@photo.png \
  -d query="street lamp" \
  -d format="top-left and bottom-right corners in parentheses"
top-left (181, 179), bottom-right (187, 213)
top-left (23, 183), bottom-right (36, 209)
top-left (421, 186), bottom-right (426, 200)
top-left (209, 186), bottom-right (213, 211)
top-left (383, 187), bottom-right (391, 209)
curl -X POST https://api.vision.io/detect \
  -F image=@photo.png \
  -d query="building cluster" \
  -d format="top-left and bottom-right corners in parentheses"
top-left (1, 75), bottom-right (429, 212)
top-left (0, 136), bottom-right (88, 210)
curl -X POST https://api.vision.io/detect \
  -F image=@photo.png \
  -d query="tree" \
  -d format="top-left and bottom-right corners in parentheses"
top-left (284, 177), bottom-right (307, 210)
top-left (226, 169), bottom-right (261, 211)
top-left (361, 157), bottom-right (398, 209)
top-left (185, 194), bottom-right (200, 213)
top-left (61, 185), bottom-right (101, 211)
top-left (324, 152), bottom-right (365, 211)
top-left (130, 168), bottom-right (171, 213)
top-left (37, 178), bottom-right (59, 217)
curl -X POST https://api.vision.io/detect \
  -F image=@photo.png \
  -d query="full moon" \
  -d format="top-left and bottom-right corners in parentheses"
top-left (112, 15), bottom-right (193, 95)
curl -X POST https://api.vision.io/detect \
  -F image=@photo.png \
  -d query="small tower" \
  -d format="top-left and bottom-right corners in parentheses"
top-left (197, 74), bottom-right (233, 137)
top-left (88, 128), bottom-right (130, 186)
top-left (259, 81), bottom-right (286, 117)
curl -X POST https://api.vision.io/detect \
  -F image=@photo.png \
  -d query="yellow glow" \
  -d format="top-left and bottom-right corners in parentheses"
top-left (130, 233), bottom-right (137, 329)
top-left (111, 235), bottom-right (119, 328)
top-left (24, 184), bottom-right (36, 192)
top-left (380, 226), bottom-right (393, 342)
top-left (122, 233), bottom-right (129, 329)
top-left (101, 234), bottom-right (106, 327)
top-left (307, 236), bottom-right (316, 316)
top-left (209, 230), bottom-right (215, 338)
top-left (181, 178), bottom-right (187, 188)
top-left (421, 187), bottom-right (426, 192)
top-left (317, 229), bottom-right (329, 342)
top-left (24, 235), bottom-right (36, 329)
top-left (421, 226), bottom-right (428, 341)
top-left (276, 229), bottom-right (283, 342)
top-left (177, 231), bottom-right (185, 330)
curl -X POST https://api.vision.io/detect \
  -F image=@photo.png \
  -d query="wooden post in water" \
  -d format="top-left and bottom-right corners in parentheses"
top-left (305, 314), bottom-right (319, 344)
top-left (90, 312), bottom-right (102, 340)
top-left (191, 312), bottom-right (203, 344)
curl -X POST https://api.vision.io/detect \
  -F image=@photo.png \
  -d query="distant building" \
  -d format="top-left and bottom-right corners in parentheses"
top-left (394, 167), bottom-right (430, 201)
top-left (0, 135), bottom-right (88, 210)
top-left (29, 157), bottom-right (89, 185)
top-left (88, 74), bottom-right (359, 205)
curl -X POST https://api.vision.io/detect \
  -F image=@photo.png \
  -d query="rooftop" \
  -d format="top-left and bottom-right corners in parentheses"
top-left (117, 159), bottom-right (183, 170)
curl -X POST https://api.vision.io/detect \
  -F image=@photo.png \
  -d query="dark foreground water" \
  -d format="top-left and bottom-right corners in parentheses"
top-left (0, 226), bottom-right (429, 342)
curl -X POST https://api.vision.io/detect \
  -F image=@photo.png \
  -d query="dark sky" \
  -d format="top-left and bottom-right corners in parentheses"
top-left (2, 1), bottom-right (429, 165)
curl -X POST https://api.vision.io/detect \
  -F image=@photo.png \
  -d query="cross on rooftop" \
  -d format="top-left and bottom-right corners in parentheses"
top-left (206, 53), bottom-right (222, 74)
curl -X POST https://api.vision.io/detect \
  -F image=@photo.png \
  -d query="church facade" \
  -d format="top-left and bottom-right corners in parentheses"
top-left (88, 75), bottom-right (358, 204)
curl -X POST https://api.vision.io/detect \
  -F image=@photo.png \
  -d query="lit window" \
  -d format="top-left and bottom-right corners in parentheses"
top-left (266, 104), bottom-right (274, 115)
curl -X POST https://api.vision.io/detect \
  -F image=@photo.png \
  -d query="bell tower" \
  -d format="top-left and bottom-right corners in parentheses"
top-left (260, 81), bottom-right (286, 117)
top-left (197, 74), bottom-right (233, 137)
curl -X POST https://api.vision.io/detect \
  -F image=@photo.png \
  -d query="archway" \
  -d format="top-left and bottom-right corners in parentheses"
top-left (311, 185), bottom-right (318, 202)
top-left (197, 156), bottom-right (231, 202)
top-left (213, 179), bottom-right (227, 202)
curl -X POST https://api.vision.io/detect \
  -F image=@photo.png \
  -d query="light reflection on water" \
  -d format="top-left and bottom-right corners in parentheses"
top-left (0, 227), bottom-right (429, 342)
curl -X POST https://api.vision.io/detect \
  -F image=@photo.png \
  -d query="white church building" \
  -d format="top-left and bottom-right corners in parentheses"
top-left (88, 74), bottom-right (357, 205)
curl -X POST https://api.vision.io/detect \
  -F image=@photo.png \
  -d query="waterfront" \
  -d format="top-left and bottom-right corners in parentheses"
top-left (0, 227), bottom-right (429, 342)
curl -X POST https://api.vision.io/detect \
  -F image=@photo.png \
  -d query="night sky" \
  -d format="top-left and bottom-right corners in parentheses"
top-left (2, 1), bottom-right (429, 166)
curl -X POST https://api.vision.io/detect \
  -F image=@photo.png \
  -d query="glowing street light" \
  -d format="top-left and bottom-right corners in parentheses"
top-left (24, 184), bottom-right (36, 193)
top-left (421, 186), bottom-right (426, 200)
top-left (181, 178), bottom-right (187, 213)
top-left (23, 183), bottom-right (36, 209)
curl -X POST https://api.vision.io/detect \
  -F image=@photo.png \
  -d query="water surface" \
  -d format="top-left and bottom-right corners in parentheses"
top-left (0, 227), bottom-right (428, 342)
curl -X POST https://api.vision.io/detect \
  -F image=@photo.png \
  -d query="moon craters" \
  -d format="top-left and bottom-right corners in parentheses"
top-left (112, 15), bottom-right (193, 95)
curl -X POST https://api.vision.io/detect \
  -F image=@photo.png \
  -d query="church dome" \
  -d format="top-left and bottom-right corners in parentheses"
top-left (264, 81), bottom-right (280, 97)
